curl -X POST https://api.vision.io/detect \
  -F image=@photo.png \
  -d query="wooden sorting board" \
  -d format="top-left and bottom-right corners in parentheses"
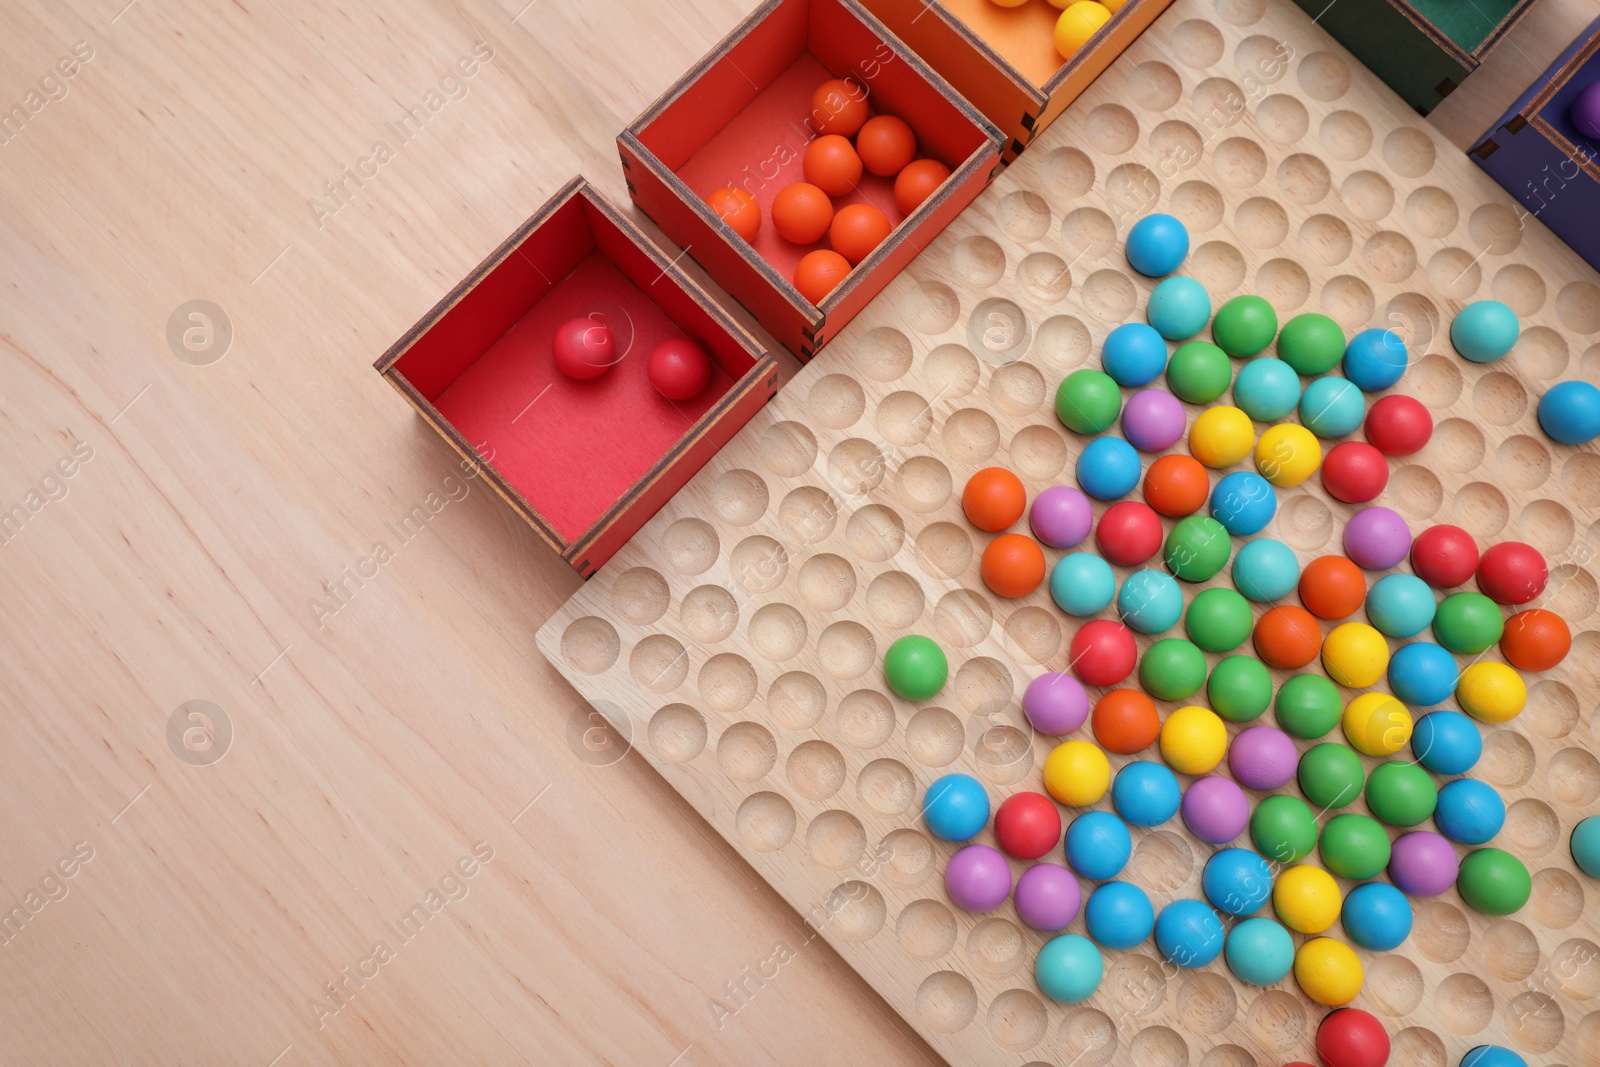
top-left (537, 0), bottom-right (1600, 1061)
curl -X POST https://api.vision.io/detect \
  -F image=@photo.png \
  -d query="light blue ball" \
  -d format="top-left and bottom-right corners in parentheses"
top-left (1102, 322), bottom-right (1170, 387)
top-left (1077, 437), bottom-right (1142, 500)
top-left (1147, 276), bottom-right (1212, 341)
top-left (1113, 760), bottom-right (1182, 827)
top-left (1051, 552), bottom-right (1117, 616)
top-left (1412, 710), bottom-right (1483, 776)
top-left (1086, 881), bottom-right (1154, 949)
top-left (1461, 1046), bottom-right (1529, 1067)
top-left (1366, 573), bottom-right (1437, 637)
top-left (1341, 881), bottom-right (1413, 950)
top-left (1342, 328), bottom-right (1409, 392)
top-left (1435, 778), bottom-right (1505, 844)
top-left (1571, 815), bottom-right (1600, 878)
top-left (1119, 569), bottom-right (1185, 634)
top-left (1232, 357), bottom-right (1302, 421)
top-left (1202, 848), bottom-right (1274, 916)
top-left (1538, 380), bottom-right (1600, 445)
top-left (1223, 916), bottom-right (1294, 985)
top-left (1035, 933), bottom-right (1104, 1003)
top-left (1066, 811), bottom-right (1133, 880)
top-left (1126, 213), bottom-right (1190, 278)
top-left (1387, 641), bottom-right (1459, 707)
top-left (1210, 470), bottom-right (1277, 536)
top-left (1232, 538), bottom-right (1301, 602)
top-left (1155, 898), bottom-right (1225, 968)
top-left (1451, 300), bottom-right (1520, 363)
top-left (922, 773), bottom-right (990, 841)
top-left (1299, 376), bottom-right (1367, 439)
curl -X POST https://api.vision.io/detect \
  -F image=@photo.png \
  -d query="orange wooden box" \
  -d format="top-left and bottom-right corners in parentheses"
top-left (376, 177), bottom-right (778, 577)
top-left (619, 0), bottom-right (1004, 360)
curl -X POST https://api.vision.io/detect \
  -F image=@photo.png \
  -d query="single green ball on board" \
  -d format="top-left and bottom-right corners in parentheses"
top-left (1185, 587), bottom-right (1255, 652)
top-left (1212, 295), bottom-right (1279, 358)
top-left (1433, 591), bottom-right (1505, 654)
top-left (1167, 341), bottom-right (1234, 404)
top-left (1298, 741), bottom-right (1366, 809)
top-left (1139, 638), bottom-right (1209, 701)
top-left (1055, 368), bottom-right (1123, 434)
top-left (1278, 312), bottom-right (1346, 375)
top-left (1457, 847), bottom-right (1532, 915)
top-left (1365, 760), bottom-right (1439, 827)
top-left (1275, 673), bottom-right (1343, 739)
top-left (1208, 654), bottom-right (1274, 722)
top-left (1164, 515), bottom-right (1232, 582)
top-left (1251, 793), bottom-right (1319, 864)
top-left (883, 634), bottom-right (948, 701)
top-left (1320, 812), bottom-right (1392, 881)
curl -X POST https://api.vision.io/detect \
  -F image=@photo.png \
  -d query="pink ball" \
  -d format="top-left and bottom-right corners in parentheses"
top-left (1014, 862), bottom-right (1082, 931)
top-left (1344, 506), bottom-right (1412, 571)
top-left (552, 316), bottom-right (615, 379)
top-left (1388, 830), bottom-right (1460, 897)
top-left (1022, 672), bottom-right (1090, 736)
top-left (1227, 726), bottom-right (1298, 791)
top-left (944, 844), bottom-right (1013, 912)
top-left (1030, 486), bottom-right (1094, 548)
top-left (648, 338), bottom-right (712, 400)
top-left (1181, 776), bottom-right (1250, 844)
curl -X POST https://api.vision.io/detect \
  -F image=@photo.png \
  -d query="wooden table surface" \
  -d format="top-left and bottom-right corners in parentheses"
top-left (0, 0), bottom-right (1590, 1063)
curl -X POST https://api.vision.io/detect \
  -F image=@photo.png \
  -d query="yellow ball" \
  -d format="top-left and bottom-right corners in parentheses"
top-left (1043, 739), bottom-right (1111, 807)
top-left (1294, 937), bottom-right (1365, 1006)
top-left (1187, 405), bottom-right (1255, 468)
top-left (1457, 661), bottom-right (1527, 723)
top-left (1322, 622), bottom-right (1390, 688)
top-left (1054, 1), bottom-right (1111, 57)
top-left (1254, 424), bottom-right (1322, 486)
top-left (1341, 691), bottom-right (1413, 756)
top-left (1159, 705), bottom-right (1228, 775)
top-left (1272, 864), bottom-right (1342, 934)
top-left (990, 0), bottom-right (1030, 7)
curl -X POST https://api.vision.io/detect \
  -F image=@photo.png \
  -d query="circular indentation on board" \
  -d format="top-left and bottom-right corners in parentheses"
top-left (858, 757), bottom-right (916, 815)
top-left (1107, 954), bottom-right (1169, 1016)
top-left (1493, 264), bottom-right (1546, 315)
top-left (940, 408), bottom-right (1002, 464)
top-left (1004, 607), bottom-right (1062, 665)
top-left (1533, 867), bottom-right (1586, 928)
top-left (1198, 1047), bottom-right (1253, 1067)
top-left (1415, 900), bottom-right (1471, 963)
top-left (950, 235), bottom-right (1007, 289)
top-left (1483, 919), bottom-right (1542, 981)
top-left (968, 916), bottom-right (1028, 977)
top-left (1246, 991), bottom-right (1306, 1052)
top-left (1234, 34), bottom-right (1290, 80)
top-left (786, 739), bottom-right (846, 801)
top-left (876, 390), bottom-right (935, 447)
top-left (816, 621), bottom-right (875, 680)
top-left (857, 326), bottom-right (914, 381)
top-left (905, 280), bottom-right (961, 334)
top-left (647, 703), bottom-right (706, 764)
top-left (990, 362), bottom-right (1047, 417)
top-left (561, 616), bottom-right (620, 674)
top-left (1082, 270), bottom-right (1139, 323)
top-left (1340, 170), bottom-right (1393, 221)
top-left (1497, 435), bottom-right (1552, 491)
top-left (1391, 1027), bottom-right (1447, 1067)
top-left (1519, 499), bottom-right (1573, 555)
top-left (1469, 202), bottom-right (1525, 255)
top-left (1062, 206), bottom-right (1117, 263)
top-left (1363, 231), bottom-right (1417, 283)
top-left (712, 468), bottom-right (769, 527)
top-left (1086, 103), bottom-right (1141, 153)
top-left (805, 809), bottom-right (866, 869)
top-left (1043, 147), bottom-right (1096, 200)
top-left (1010, 425), bottom-right (1069, 481)
top-left (1127, 830), bottom-right (1195, 892)
top-left (925, 343), bottom-right (980, 397)
top-left (729, 534), bottom-right (787, 593)
top-left (1278, 494), bottom-right (1333, 550)
top-left (1385, 290), bottom-right (1440, 350)
top-left (1436, 972), bottom-right (1493, 1033)
top-left (720, 722), bottom-right (777, 781)
top-left (1298, 50), bottom-right (1350, 99)
top-left (1405, 186), bottom-right (1459, 238)
top-left (735, 790), bottom-right (793, 851)
top-left (1568, 455), bottom-right (1600, 508)
top-left (611, 568), bottom-right (670, 626)
top-left (1472, 371), bottom-right (1529, 426)
top-left (661, 517), bottom-right (720, 575)
top-left (1057, 1007), bottom-right (1119, 1066)
top-left (748, 603), bottom-right (807, 663)
top-left (1255, 259), bottom-right (1310, 312)
top-left (1559, 280), bottom-right (1600, 333)
top-left (796, 553), bottom-right (856, 613)
top-left (1193, 79), bottom-right (1246, 132)
top-left (1551, 747), bottom-right (1600, 805)
top-left (1384, 126), bottom-right (1436, 177)
top-left (866, 570), bottom-right (925, 630)
top-left (1150, 121), bottom-right (1204, 174)
top-left (916, 970), bottom-right (978, 1033)
top-left (758, 422), bottom-right (818, 480)
top-left (1389, 465), bottom-right (1443, 520)
top-left (837, 689), bottom-right (896, 749)
top-left (1132, 61), bottom-right (1183, 110)
top-left (1516, 324), bottom-right (1570, 378)
top-left (898, 898), bottom-right (957, 959)
top-left (1321, 275), bottom-right (1374, 328)
top-left (828, 438), bottom-right (888, 497)
top-left (1319, 110), bottom-right (1372, 160)
top-left (1018, 253), bottom-right (1073, 305)
top-left (988, 988), bottom-right (1049, 1051)
top-left (895, 455), bottom-right (952, 513)
top-left (680, 584), bottom-right (739, 644)
top-left (1549, 570), bottom-right (1599, 624)
top-left (953, 656), bottom-right (1014, 714)
top-left (878, 827), bottom-right (936, 887)
top-left (807, 375), bottom-right (865, 430)
top-left (1299, 213), bottom-right (1353, 265)
top-left (779, 486), bottom-right (838, 544)
top-left (1032, 315), bottom-right (1093, 373)
top-left (1214, 0), bottom-right (1267, 24)
top-left (1189, 241), bottom-right (1246, 295)
top-left (1256, 94), bottom-right (1308, 144)
top-left (1506, 991), bottom-right (1564, 1052)
top-left (1367, 955), bottom-right (1425, 1015)
top-left (1428, 247), bottom-right (1482, 299)
top-left (1452, 481), bottom-right (1509, 537)
top-left (699, 652), bottom-right (758, 713)
top-left (1178, 972), bottom-right (1237, 1034)
top-left (1481, 729), bottom-right (1536, 787)
top-left (844, 506), bottom-right (904, 564)
top-left (1129, 1025), bottom-right (1189, 1067)
top-left (906, 707), bottom-right (964, 766)
top-left (915, 522), bottom-right (974, 579)
top-left (768, 671), bottom-right (827, 731)
top-left (968, 299), bottom-right (1032, 366)
top-left (1410, 354), bottom-right (1463, 407)
top-left (1431, 418), bottom-right (1487, 472)
top-left (630, 633), bottom-right (688, 692)
top-left (998, 191), bottom-right (1051, 244)
top-left (1172, 19), bottom-right (1224, 66)
top-left (1553, 938), bottom-right (1600, 999)
top-left (1526, 680), bottom-right (1579, 739)
top-left (829, 880), bottom-right (887, 942)
top-left (1213, 138), bottom-right (1267, 188)
top-left (1110, 160), bottom-right (1158, 214)
top-left (972, 724), bottom-right (1035, 787)
top-left (1171, 180), bottom-right (1227, 232)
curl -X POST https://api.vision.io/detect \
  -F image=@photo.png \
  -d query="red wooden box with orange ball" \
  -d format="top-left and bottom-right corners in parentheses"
top-left (375, 177), bottom-right (778, 577)
top-left (618, 0), bottom-right (1004, 360)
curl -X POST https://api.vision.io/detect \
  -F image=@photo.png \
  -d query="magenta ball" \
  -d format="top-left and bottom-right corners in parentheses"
top-left (1574, 81), bottom-right (1600, 140)
top-left (1388, 830), bottom-right (1460, 897)
top-left (1023, 672), bottom-right (1090, 736)
top-left (1344, 506), bottom-right (1412, 570)
top-left (1121, 388), bottom-right (1187, 452)
top-left (1014, 862), bottom-right (1082, 931)
top-left (1031, 486), bottom-right (1095, 548)
top-left (1181, 776), bottom-right (1251, 844)
top-left (945, 844), bottom-right (1013, 912)
top-left (1227, 726), bottom-right (1298, 791)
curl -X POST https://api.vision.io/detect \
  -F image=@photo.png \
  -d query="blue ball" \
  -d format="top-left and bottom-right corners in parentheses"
top-left (1086, 881), bottom-right (1155, 949)
top-left (922, 773), bottom-right (990, 841)
top-left (1223, 916), bottom-right (1295, 985)
top-left (1452, 300), bottom-right (1520, 363)
top-left (1570, 814), bottom-right (1600, 878)
top-left (1461, 1046), bottom-right (1529, 1067)
top-left (1210, 470), bottom-right (1277, 536)
top-left (1342, 328), bottom-right (1409, 391)
top-left (1341, 881), bottom-right (1414, 950)
top-left (1147, 276), bottom-right (1212, 341)
top-left (1126, 213), bottom-right (1190, 278)
top-left (1118, 569), bottom-right (1185, 633)
top-left (1102, 322), bottom-right (1170, 387)
top-left (1202, 848), bottom-right (1274, 916)
top-left (1299, 376), bottom-right (1367, 439)
top-left (1051, 552), bottom-right (1117, 616)
top-left (1412, 710), bottom-right (1483, 776)
top-left (1538, 380), bottom-right (1600, 445)
top-left (1232, 357), bottom-right (1302, 421)
top-left (1035, 933), bottom-right (1104, 1003)
top-left (1113, 760), bottom-right (1182, 827)
top-left (1366, 573), bottom-right (1437, 638)
top-left (1077, 437), bottom-right (1142, 500)
top-left (1435, 778), bottom-right (1506, 844)
top-left (1154, 898), bottom-right (1225, 968)
top-left (1066, 811), bottom-right (1133, 880)
top-left (1387, 641), bottom-right (1460, 707)
top-left (1232, 538), bottom-right (1301, 602)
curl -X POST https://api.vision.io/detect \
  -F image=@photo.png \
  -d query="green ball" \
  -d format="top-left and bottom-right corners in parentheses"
top-left (1164, 516), bottom-right (1232, 582)
top-left (1166, 341), bottom-right (1233, 404)
top-left (1250, 794), bottom-right (1319, 864)
top-left (1457, 847), bottom-right (1532, 915)
top-left (883, 634), bottom-right (948, 701)
top-left (1298, 742), bottom-right (1366, 810)
top-left (1207, 654), bottom-right (1274, 722)
top-left (1211, 295), bottom-right (1279, 358)
top-left (1365, 760), bottom-right (1439, 827)
top-left (1277, 312), bottom-right (1346, 375)
top-left (1275, 674), bottom-right (1343, 739)
top-left (1139, 638), bottom-right (1208, 701)
top-left (1055, 368), bottom-right (1123, 434)
top-left (1319, 813), bottom-right (1392, 881)
top-left (1433, 592), bottom-right (1505, 654)
top-left (1185, 587), bottom-right (1254, 652)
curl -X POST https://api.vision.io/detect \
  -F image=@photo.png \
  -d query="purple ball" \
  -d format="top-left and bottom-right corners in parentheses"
top-left (1388, 830), bottom-right (1460, 897)
top-left (1573, 81), bottom-right (1600, 140)
top-left (1014, 862), bottom-right (1082, 931)
top-left (1023, 672), bottom-right (1090, 736)
top-left (1180, 776), bottom-right (1250, 844)
top-left (1121, 388), bottom-right (1187, 452)
top-left (1227, 726), bottom-right (1298, 791)
top-left (1031, 486), bottom-right (1094, 548)
top-left (945, 844), bottom-right (1013, 912)
top-left (1344, 506), bottom-right (1412, 570)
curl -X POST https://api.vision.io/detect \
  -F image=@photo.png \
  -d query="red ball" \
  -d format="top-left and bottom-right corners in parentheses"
top-left (994, 791), bottom-right (1062, 860)
top-left (1069, 620), bottom-right (1137, 687)
top-left (1364, 394), bottom-right (1432, 456)
top-left (552, 316), bottom-right (615, 379)
top-left (1094, 501), bottom-right (1164, 566)
top-left (1315, 1008), bottom-right (1391, 1067)
top-left (1477, 541), bottom-right (1548, 605)
top-left (1320, 441), bottom-right (1390, 503)
top-left (647, 338), bottom-right (712, 400)
top-left (1410, 524), bottom-right (1479, 589)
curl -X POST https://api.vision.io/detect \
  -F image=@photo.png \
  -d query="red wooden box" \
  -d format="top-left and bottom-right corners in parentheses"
top-left (376, 177), bottom-right (778, 577)
top-left (619, 0), bottom-right (1004, 359)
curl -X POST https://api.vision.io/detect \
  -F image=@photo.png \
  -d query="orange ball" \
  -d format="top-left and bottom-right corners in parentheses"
top-left (1143, 454), bottom-right (1210, 518)
top-left (705, 187), bottom-right (759, 242)
top-left (1500, 608), bottom-right (1571, 672)
top-left (894, 158), bottom-right (951, 214)
top-left (1299, 555), bottom-right (1367, 620)
top-left (803, 134), bottom-right (863, 197)
top-left (809, 78), bottom-right (869, 137)
top-left (1092, 689), bottom-right (1160, 754)
top-left (963, 467), bottom-right (1027, 531)
top-left (794, 249), bottom-right (851, 307)
top-left (856, 115), bottom-right (917, 177)
top-left (1254, 605), bottom-right (1324, 669)
top-left (829, 203), bottom-right (892, 265)
top-left (982, 534), bottom-right (1046, 598)
top-left (771, 183), bottom-right (833, 244)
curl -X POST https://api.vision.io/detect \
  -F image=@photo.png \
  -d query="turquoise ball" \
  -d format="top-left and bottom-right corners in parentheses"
top-left (1147, 276), bottom-right (1212, 341)
top-left (1572, 815), bottom-right (1600, 878)
top-left (1451, 300), bottom-right (1520, 363)
top-left (1232, 357), bottom-right (1302, 421)
top-left (1366, 573), bottom-right (1437, 637)
top-left (1051, 552), bottom-right (1116, 616)
top-left (1299, 377), bottom-right (1367, 438)
top-left (1232, 538), bottom-right (1301, 602)
top-left (1035, 933), bottom-right (1104, 1003)
top-left (1224, 916), bottom-right (1294, 985)
top-left (1118, 569), bottom-right (1185, 633)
